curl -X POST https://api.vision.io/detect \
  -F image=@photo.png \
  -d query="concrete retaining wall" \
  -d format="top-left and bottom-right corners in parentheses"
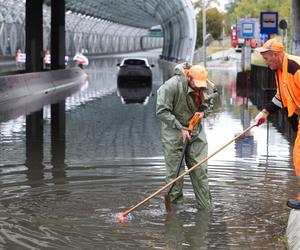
top-left (158, 59), bottom-right (177, 82)
top-left (238, 65), bottom-right (298, 250)
top-left (0, 68), bottom-right (87, 104)
top-left (287, 209), bottom-right (300, 249)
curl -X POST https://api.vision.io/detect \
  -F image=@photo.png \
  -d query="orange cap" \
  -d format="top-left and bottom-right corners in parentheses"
top-left (255, 38), bottom-right (284, 53)
top-left (185, 65), bottom-right (208, 88)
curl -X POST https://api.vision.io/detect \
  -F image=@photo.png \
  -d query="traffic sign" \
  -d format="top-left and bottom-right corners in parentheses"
top-left (260, 12), bottom-right (278, 34)
top-left (242, 22), bottom-right (254, 38)
top-left (237, 18), bottom-right (259, 39)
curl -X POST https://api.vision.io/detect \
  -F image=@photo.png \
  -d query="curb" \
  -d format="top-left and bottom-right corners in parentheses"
top-left (287, 209), bottom-right (300, 249)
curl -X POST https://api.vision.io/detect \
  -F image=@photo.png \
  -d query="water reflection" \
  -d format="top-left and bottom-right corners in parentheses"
top-left (165, 209), bottom-right (211, 249)
top-left (0, 55), bottom-right (297, 249)
top-left (235, 133), bottom-right (256, 158)
top-left (116, 58), bottom-right (154, 105)
top-left (51, 102), bottom-right (67, 185)
top-left (25, 109), bottom-right (45, 188)
top-left (234, 104), bottom-right (257, 158)
top-left (117, 75), bottom-right (152, 105)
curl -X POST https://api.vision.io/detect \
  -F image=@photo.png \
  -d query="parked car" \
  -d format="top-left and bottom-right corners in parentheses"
top-left (116, 58), bottom-right (154, 104)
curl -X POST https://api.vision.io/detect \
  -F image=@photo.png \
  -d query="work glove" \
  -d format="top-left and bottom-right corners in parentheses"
top-left (180, 129), bottom-right (191, 142)
top-left (254, 111), bottom-right (268, 126)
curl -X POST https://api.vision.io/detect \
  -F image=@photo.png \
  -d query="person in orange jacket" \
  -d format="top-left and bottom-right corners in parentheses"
top-left (15, 49), bottom-right (25, 69)
top-left (254, 38), bottom-right (300, 209)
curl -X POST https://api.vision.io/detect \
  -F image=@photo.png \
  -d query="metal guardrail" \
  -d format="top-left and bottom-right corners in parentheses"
top-left (250, 64), bottom-right (276, 91)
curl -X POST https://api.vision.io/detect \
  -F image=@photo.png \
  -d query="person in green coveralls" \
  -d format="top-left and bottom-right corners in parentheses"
top-left (156, 63), bottom-right (218, 208)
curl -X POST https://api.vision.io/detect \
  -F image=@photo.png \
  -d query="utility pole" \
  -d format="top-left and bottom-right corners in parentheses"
top-left (291, 0), bottom-right (300, 55)
top-left (202, 0), bottom-right (206, 67)
top-left (222, 20), bottom-right (225, 60)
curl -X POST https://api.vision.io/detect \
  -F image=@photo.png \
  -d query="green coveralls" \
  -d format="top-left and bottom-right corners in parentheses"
top-left (156, 67), bottom-right (212, 209)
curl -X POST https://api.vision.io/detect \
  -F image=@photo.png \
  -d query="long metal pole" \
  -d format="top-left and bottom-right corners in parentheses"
top-left (25, 0), bottom-right (43, 72)
top-left (291, 0), bottom-right (300, 55)
top-left (222, 20), bottom-right (225, 60)
top-left (202, 0), bottom-right (206, 67)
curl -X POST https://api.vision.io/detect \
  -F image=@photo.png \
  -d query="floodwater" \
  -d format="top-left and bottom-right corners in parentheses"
top-left (0, 50), bottom-right (297, 249)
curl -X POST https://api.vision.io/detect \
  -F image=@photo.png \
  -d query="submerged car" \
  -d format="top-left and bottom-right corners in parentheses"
top-left (116, 58), bottom-right (154, 104)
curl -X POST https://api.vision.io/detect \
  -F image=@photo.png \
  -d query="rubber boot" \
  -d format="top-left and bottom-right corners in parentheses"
top-left (287, 200), bottom-right (300, 209)
top-left (287, 177), bottom-right (300, 209)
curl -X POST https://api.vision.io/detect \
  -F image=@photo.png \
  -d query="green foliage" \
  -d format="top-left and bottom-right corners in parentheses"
top-left (207, 8), bottom-right (223, 39)
top-left (224, 1), bottom-right (239, 26)
top-left (193, 0), bottom-right (217, 11)
top-left (225, 0), bottom-right (291, 39)
top-left (194, 0), bottom-right (291, 49)
top-left (231, 0), bottom-right (288, 18)
top-left (196, 7), bottom-right (224, 48)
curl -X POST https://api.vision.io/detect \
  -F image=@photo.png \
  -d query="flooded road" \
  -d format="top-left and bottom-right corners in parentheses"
top-left (0, 50), bottom-right (296, 249)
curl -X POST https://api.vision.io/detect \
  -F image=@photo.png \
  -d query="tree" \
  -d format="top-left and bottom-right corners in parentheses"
top-left (226, 0), bottom-right (289, 26)
top-left (196, 7), bottom-right (224, 48)
top-left (225, 0), bottom-right (291, 49)
top-left (207, 8), bottom-right (223, 40)
top-left (224, 0), bottom-right (239, 30)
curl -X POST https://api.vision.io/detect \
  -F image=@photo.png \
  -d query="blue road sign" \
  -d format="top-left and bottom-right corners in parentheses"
top-left (237, 18), bottom-right (259, 39)
top-left (260, 12), bottom-right (278, 34)
top-left (242, 22), bottom-right (254, 38)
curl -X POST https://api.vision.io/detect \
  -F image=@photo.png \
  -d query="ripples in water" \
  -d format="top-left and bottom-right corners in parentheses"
top-left (0, 56), bottom-right (295, 249)
top-left (0, 155), bottom-right (293, 249)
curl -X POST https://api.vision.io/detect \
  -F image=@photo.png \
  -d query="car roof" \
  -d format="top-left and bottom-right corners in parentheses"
top-left (120, 57), bottom-right (149, 66)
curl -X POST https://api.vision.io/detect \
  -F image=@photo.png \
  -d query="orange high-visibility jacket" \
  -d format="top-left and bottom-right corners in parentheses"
top-left (274, 54), bottom-right (300, 117)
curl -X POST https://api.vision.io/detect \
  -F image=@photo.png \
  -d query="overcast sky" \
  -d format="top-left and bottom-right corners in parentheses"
top-left (212, 0), bottom-right (231, 12)
top-left (191, 0), bottom-right (231, 12)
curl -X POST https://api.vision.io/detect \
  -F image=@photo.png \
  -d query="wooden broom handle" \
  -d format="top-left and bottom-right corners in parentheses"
top-left (121, 124), bottom-right (256, 216)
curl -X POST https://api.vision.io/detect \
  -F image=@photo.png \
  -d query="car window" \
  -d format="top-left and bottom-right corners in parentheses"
top-left (123, 59), bottom-right (146, 66)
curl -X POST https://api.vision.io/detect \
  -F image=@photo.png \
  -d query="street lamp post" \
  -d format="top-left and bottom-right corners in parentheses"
top-left (222, 20), bottom-right (225, 60)
top-left (202, 0), bottom-right (206, 67)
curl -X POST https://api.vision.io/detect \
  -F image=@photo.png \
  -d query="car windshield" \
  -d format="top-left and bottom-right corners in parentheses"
top-left (123, 59), bottom-right (146, 66)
